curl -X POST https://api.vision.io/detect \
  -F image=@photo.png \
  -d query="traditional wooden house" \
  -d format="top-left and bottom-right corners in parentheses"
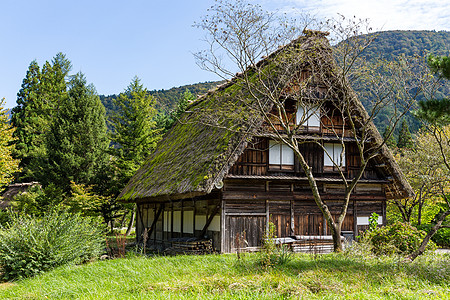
top-left (118, 31), bottom-right (413, 253)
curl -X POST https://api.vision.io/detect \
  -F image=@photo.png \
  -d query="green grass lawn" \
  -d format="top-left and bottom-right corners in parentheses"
top-left (1, 252), bottom-right (449, 299)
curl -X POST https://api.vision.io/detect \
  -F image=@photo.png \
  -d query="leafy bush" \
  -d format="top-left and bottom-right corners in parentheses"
top-left (417, 224), bottom-right (450, 248)
top-left (10, 184), bottom-right (64, 216)
top-left (0, 210), bottom-right (105, 280)
top-left (258, 222), bottom-right (293, 268)
top-left (361, 221), bottom-right (434, 256)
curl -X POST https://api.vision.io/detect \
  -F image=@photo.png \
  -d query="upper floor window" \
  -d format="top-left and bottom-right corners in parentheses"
top-left (269, 140), bottom-right (294, 170)
top-left (296, 104), bottom-right (320, 130)
top-left (324, 143), bottom-right (345, 168)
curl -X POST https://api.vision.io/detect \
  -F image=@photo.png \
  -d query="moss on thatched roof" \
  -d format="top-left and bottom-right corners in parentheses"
top-left (118, 31), bottom-right (413, 202)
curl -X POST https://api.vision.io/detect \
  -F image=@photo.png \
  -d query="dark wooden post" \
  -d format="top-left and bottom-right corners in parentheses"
top-left (290, 199), bottom-right (295, 236)
top-left (181, 199), bottom-right (184, 236)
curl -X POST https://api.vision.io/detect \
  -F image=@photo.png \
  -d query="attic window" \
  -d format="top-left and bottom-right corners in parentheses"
top-left (324, 143), bottom-right (345, 169)
top-left (269, 140), bottom-right (294, 170)
top-left (296, 104), bottom-right (320, 130)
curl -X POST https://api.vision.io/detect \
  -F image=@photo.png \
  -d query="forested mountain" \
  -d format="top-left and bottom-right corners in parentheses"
top-left (361, 30), bottom-right (450, 61)
top-left (100, 81), bottom-right (222, 122)
top-left (355, 30), bottom-right (450, 133)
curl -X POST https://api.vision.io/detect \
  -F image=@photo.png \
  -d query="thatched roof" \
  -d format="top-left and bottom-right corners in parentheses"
top-left (0, 182), bottom-right (40, 209)
top-left (118, 31), bottom-right (413, 202)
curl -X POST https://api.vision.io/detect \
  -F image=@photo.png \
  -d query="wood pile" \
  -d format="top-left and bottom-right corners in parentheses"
top-left (164, 238), bottom-right (214, 255)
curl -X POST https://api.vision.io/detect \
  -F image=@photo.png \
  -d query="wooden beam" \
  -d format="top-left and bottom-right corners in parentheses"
top-left (181, 199), bottom-right (184, 235)
top-left (353, 199), bottom-right (358, 237)
top-left (137, 204), bottom-right (146, 243)
top-left (147, 204), bottom-right (164, 238)
top-left (290, 199), bottom-right (295, 236)
top-left (220, 198), bottom-right (226, 253)
top-left (199, 203), bottom-right (220, 238)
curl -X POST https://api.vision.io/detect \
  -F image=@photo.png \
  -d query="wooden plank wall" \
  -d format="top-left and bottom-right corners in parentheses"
top-left (222, 180), bottom-right (385, 252)
top-left (229, 137), bottom-right (383, 181)
top-left (230, 138), bottom-right (268, 176)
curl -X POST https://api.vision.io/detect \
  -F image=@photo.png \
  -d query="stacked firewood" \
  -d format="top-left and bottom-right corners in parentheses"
top-left (164, 239), bottom-right (213, 255)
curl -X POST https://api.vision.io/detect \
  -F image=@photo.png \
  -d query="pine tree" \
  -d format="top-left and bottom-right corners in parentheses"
top-left (382, 125), bottom-right (397, 149)
top-left (397, 120), bottom-right (414, 149)
top-left (10, 54), bottom-right (71, 182)
top-left (108, 77), bottom-right (160, 196)
top-left (44, 72), bottom-right (108, 191)
top-left (0, 99), bottom-right (20, 192)
top-left (155, 89), bottom-right (195, 133)
top-left (10, 61), bottom-right (43, 181)
top-left (416, 55), bottom-right (450, 125)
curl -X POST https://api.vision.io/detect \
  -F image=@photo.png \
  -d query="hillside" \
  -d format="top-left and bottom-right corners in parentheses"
top-left (354, 30), bottom-right (450, 133)
top-left (361, 30), bottom-right (450, 61)
top-left (100, 81), bottom-right (222, 120)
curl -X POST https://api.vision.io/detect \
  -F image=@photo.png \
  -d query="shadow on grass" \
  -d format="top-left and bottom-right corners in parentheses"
top-left (231, 252), bottom-right (450, 286)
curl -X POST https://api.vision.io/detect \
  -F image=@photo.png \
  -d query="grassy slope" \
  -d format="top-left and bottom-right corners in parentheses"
top-left (1, 253), bottom-right (449, 299)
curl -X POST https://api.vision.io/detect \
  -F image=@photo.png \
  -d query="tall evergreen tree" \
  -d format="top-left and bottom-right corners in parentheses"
top-left (382, 125), bottom-right (397, 149)
top-left (0, 99), bottom-right (20, 192)
top-left (40, 53), bottom-right (71, 113)
top-left (108, 77), bottom-right (160, 196)
top-left (397, 120), bottom-right (414, 149)
top-left (10, 61), bottom-right (43, 181)
top-left (44, 72), bottom-right (108, 191)
top-left (10, 54), bottom-right (71, 182)
top-left (155, 89), bottom-right (195, 133)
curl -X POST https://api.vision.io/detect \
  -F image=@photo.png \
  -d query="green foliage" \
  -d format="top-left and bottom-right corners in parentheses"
top-left (10, 184), bottom-right (63, 216)
top-left (0, 98), bottom-right (20, 192)
top-left (100, 81), bottom-right (220, 129)
top-left (107, 77), bottom-right (161, 197)
top-left (368, 212), bottom-right (379, 232)
top-left (65, 182), bottom-right (107, 217)
top-left (428, 54), bottom-right (450, 80)
top-left (258, 222), bottom-right (293, 268)
top-left (361, 222), bottom-right (434, 256)
top-left (155, 89), bottom-right (195, 132)
top-left (397, 120), bottom-right (414, 149)
top-left (0, 210), bottom-right (105, 280)
top-left (382, 126), bottom-right (397, 149)
top-left (44, 72), bottom-right (109, 191)
top-left (416, 98), bottom-right (450, 125)
top-left (416, 55), bottom-right (450, 125)
top-left (417, 224), bottom-right (450, 248)
top-left (11, 54), bottom-right (71, 181)
top-left (352, 31), bottom-right (450, 133)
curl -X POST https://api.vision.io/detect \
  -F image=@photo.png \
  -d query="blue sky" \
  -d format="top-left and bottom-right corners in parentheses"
top-left (1, 0), bottom-right (449, 109)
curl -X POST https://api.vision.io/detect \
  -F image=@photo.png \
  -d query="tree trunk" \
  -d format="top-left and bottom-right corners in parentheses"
top-left (331, 223), bottom-right (343, 252)
top-left (418, 201), bottom-right (423, 226)
top-left (409, 209), bottom-right (450, 261)
top-left (125, 205), bottom-right (136, 236)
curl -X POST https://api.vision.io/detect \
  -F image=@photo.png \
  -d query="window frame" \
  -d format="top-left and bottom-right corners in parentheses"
top-left (296, 104), bottom-right (321, 130)
top-left (268, 140), bottom-right (295, 171)
top-left (323, 142), bottom-right (346, 170)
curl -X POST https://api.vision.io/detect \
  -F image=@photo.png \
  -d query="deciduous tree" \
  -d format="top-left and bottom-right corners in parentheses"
top-left (0, 99), bottom-right (20, 192)
top-left (195, 0), bottom-right (430, 251)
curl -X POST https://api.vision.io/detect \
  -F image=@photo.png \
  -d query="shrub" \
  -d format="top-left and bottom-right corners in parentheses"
top-left (0, 210), bottom-right (105, 280)
top-left (258, 222), bottom-right (293, 268)
top-left (361, 221), bottom-right (434, 256)
top-left (417, 224), bottom-right (450, 248)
